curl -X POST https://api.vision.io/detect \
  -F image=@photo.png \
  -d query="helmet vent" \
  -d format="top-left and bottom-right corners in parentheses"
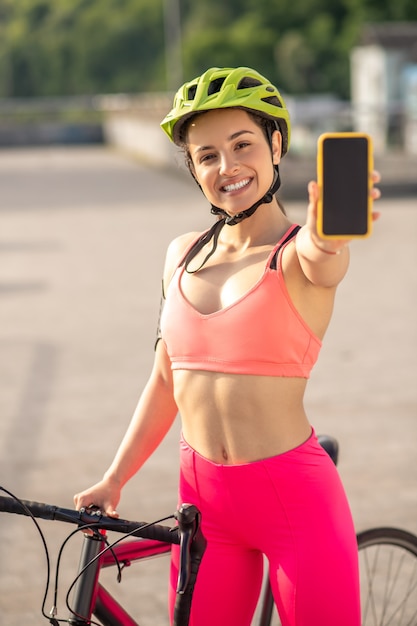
top-left (261, 95), bottom-right (283, 108)
top-left (237, 77), bottom-right (262, 89)
top-left (208, 77), bottom-right (226, 95)
top-left (187, 85), bottom-right (197, 101)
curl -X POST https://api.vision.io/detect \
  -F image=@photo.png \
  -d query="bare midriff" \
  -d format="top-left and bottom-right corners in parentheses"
top-left (173, 369), bottom-right (311, 465)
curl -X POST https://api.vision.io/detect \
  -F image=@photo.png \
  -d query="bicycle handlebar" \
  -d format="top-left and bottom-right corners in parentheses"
top-left (0, 493), bottom-right (206, 626)
top-left (0, 494), bottom-right (179, 544)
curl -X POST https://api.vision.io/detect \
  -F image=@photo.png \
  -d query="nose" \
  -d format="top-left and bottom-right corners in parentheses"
top-left (219, 152), bottom-right (239, 176)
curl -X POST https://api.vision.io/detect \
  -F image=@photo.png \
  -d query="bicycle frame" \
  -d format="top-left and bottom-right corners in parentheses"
top-left (70, 534), bottom-right (172, 626)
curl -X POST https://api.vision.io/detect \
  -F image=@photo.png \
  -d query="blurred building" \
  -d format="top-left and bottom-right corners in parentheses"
top-left (351, 22), bottom-right (417, 153)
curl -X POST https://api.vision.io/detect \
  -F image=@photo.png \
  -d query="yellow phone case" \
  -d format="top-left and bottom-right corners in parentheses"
top-left (316, 132), bottom-right (374, 240)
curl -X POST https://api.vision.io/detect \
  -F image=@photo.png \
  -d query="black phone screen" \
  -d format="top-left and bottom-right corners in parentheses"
top-left (321, 135), bottom-right (370, 237)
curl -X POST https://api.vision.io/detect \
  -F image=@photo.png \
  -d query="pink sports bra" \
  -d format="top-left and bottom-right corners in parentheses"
top-left (160, 225), bottom-right (322, 378)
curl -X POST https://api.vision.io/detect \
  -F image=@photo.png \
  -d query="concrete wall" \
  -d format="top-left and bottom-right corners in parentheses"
top-left (103, 111), bottom-right (178, 167)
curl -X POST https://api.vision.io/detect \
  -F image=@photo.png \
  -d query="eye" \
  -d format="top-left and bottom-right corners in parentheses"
top-left (199, 152), bottom-right (216, 164)
top-left (235, 141), bottom-right (250, 150)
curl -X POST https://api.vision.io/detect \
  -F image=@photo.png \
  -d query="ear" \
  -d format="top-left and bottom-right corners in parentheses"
top-left (271, 130), bottom-right (282, 165)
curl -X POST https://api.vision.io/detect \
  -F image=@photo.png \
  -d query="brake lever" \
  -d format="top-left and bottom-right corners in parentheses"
top-left (175, 503), bottom-right (204, 594)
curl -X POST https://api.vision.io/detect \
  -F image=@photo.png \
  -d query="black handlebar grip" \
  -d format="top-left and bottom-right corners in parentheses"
top-left (0, 495), bottom-right (58, 519)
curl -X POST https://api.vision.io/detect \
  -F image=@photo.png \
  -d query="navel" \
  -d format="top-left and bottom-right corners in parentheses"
top-left (222, 446), bottom-right (229, 462)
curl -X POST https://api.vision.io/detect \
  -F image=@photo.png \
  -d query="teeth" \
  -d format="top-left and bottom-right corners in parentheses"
top-left (223, 178), bottom-right (250, 192)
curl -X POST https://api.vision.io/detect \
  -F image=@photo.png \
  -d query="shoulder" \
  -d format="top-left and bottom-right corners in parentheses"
top-left (280, 236), bottom-right (338, 339)
top-left (163, 231), bottom-right (203, 289)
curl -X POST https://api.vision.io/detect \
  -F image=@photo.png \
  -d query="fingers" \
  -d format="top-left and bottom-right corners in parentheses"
top-left (371, 170), bottom-right (381, 201)
top-left (371, 170), bottom-right (381, 184)
top-left (73, 492), bottom-right (83, 510)
top-left (371, 186), bottom-right (381, 200)
top-left (308, 171), bottom-right (382, 219)
top-left (75, 498), bottom-right (120, 519)
top-left (73, 485), bottom-right (120, 518)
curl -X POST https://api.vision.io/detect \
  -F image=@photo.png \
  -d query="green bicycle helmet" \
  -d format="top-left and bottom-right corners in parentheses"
top-left (160, 66), bottom-right (291, 156)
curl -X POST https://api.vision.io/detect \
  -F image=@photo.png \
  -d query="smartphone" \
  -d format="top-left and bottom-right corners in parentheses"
top-left (317, 132), bottom-right (373, 239)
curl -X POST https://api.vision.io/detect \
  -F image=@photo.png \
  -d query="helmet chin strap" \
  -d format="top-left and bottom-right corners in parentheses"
top-left (183, 165), bottom-right (282, 274)
top-left (210, 165), bottom-right (281, 225)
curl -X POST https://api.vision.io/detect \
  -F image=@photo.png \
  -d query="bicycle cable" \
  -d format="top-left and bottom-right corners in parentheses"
top-left (51, 521), bottom-right (107, 625)
top-left (65, 513), bottom-right (176, 625)
top-left (0, 486), bottom-right (55, 624)
top-left (48, 517), bottom-right (150, 626)
top-left (47, 521), bottom-right (120, 626)
top-left (0, 487), bottom-right (177, 626)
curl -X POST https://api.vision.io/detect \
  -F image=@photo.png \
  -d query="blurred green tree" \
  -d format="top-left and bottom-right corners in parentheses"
top-left (0, 0), bottom-right (415, 98)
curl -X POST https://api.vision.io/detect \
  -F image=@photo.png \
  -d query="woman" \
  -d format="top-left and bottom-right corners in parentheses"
top-left (74, 67), bottom-right (380, 626)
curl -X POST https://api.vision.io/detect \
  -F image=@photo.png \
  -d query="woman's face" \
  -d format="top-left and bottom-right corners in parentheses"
top-left (186, 108), bottom-right (282, 217)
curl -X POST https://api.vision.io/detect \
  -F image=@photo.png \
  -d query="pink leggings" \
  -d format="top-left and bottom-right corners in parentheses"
top-left (169, 429), bottom-right (360, 626)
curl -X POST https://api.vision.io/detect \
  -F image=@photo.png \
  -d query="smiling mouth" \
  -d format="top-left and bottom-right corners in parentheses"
top-left (221, 178), bottom-right (251, 193)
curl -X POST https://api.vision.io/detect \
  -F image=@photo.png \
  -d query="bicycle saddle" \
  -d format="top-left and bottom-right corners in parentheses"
top-left (318, 435), bottom-right (339, 466)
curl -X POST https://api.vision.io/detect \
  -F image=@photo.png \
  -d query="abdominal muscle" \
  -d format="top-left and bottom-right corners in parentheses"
top-left (172, 369), bottom-right (312, 465)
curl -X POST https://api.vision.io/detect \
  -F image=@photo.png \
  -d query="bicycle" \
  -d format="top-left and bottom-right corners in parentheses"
top-left (0, 489), bottom-right (205, 626)
top-left (1, 435), bottom-right (416, 626)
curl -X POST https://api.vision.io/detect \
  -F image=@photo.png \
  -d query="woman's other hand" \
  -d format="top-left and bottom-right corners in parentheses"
top-left (74, 477), bottom-right (121, 518)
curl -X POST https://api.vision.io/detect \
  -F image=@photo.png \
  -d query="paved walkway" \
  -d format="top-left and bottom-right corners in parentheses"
top-left (0, 146), bottom-right (416, 625)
